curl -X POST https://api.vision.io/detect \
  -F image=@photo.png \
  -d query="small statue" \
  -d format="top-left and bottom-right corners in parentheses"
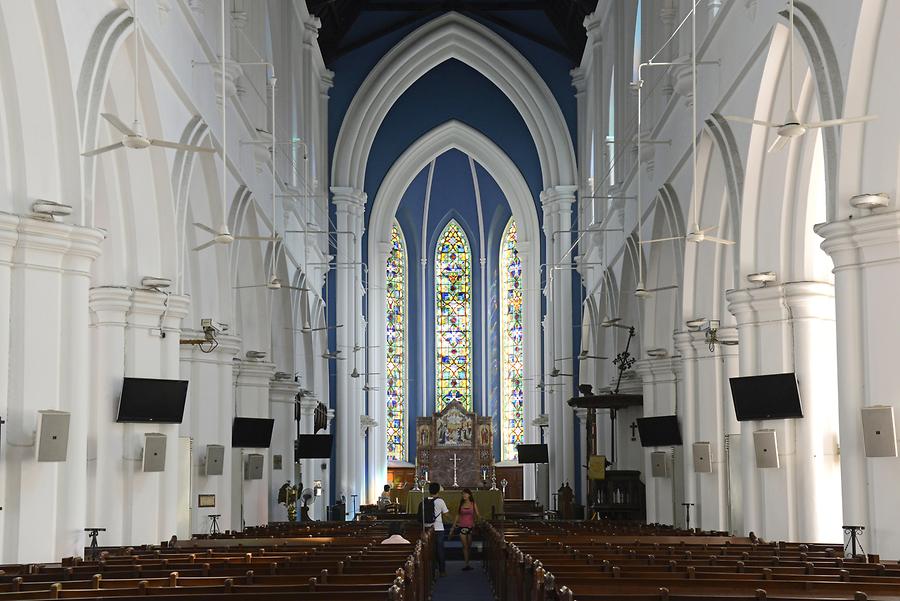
top-left (277, 481), bottom-right (299, 522)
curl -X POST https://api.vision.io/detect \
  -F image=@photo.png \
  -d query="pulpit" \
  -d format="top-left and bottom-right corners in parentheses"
top-left (416, 400), bottom-right (494, 487)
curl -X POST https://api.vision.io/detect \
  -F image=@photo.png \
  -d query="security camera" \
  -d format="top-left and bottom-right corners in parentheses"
top-left (201, 319), bottom-right (229, 334)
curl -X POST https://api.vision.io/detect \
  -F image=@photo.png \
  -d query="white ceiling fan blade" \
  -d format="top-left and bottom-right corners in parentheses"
top-left (233, 284), bottom-right (268, 289)
top-left (768, 135), bottom-right (790, 153)
top-left (698, 225), bottom-right (718, 233)
top-left (81, 141), bottom-right (125, 157)
top-left (283, 286), bottom-right (311, 292)
top-left (192, 239), bottom-right (218, 252)
top-left (234, 235), bottom-right (277, 242)
top-left (579, 356), bottom-right (609, 361)
top-left (642, 235), bottom-right (685, 244)
top-left (703, 235), bottom-right (736, 246)
top-left (100, 113), bottom-right (137, 136)
top-left (722, 115), bottom-right (779, 128)
top-left (646, 285), bottom-right (679, 292)
top-left (192, 222), bottom-right (219, 235)
top-left (804, 115), bottom-right (877, 129)
top-left (149, 138), bottom-right (216, 153)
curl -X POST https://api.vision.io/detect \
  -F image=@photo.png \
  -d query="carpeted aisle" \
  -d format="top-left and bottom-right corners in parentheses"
top-left (431, 561), bottom-right (494, 601)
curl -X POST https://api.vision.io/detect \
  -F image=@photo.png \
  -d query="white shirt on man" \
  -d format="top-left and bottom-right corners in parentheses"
top-left (429, 497), bottom-right (450, 531)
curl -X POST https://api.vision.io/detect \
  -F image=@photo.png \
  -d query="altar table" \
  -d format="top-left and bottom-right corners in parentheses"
top-left (405, 489), bottom-right (503, 523)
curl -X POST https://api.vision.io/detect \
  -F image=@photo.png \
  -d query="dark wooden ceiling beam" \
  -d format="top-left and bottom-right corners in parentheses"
top-left (469, 10), bottom-right (574, 60)
top-left (363, 1), bottom-right (545, 10)
top-left (332, 9), bottom-right (442, 60)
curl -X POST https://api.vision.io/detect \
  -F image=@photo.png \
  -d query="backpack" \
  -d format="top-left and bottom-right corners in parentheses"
top-left (417, 497), bottom-right (436, 525)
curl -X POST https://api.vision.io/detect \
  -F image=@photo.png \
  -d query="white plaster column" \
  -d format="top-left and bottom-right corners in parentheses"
top-left (519, 244), bottom-right (539, 501)
top-left (817, 212), bottom-right (900, 556)
top-left (180, 333), bottom-right (241, 535)
top-left (635, 357), bottom-right (680, 526)
top-left (367, 240), bottom-right (390, 503)
top-left (269, 377), bottom-right (301, 521)
top-left (673, 329), bottom-right (738, 532)
top-left (297, 397), bottom-right (319, 509)
top-left (88, 287), bottom-right (133, 547)
top-left (574, 407), bottom-right (589, 506)
top-left (0, 215), bottom-right (16, 562)
top-left (673, 333), bottom-right (699, 524)
top-left (541, 185), bottom-right (578, 495)
top-left (727, 283), bottom-right (841, 543)
top-left (2, 217), bottom-right (103, 563)
top-left (331, 187), bottom-right (366, 511)
top-left (233, 357), bottom-right (276, 529)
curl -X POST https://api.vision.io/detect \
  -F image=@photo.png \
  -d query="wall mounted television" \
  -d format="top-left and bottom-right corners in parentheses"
top-left (231, 417), bottom-right (275, 448)
top-left (116, 378), bottom-right (189, 423)
top-left (729, 372), bottom-right (803, 421)
top-left (636, 415), bottom-right (683, 447)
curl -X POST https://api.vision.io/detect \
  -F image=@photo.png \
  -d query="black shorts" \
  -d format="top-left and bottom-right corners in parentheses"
top-left (459, 527), bottom-right (472, 535)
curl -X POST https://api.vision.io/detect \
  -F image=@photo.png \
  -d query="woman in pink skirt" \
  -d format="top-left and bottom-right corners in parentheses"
top-left (449, 488), bottom-right (480, 570)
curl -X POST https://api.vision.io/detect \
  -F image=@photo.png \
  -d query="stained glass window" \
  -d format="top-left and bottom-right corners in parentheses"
top-left (386, 222), bottom-right (407, 461)
top-left (435, 220), bottom-right (473, 411)
top-left (500, 218), bottom-right (525, 461)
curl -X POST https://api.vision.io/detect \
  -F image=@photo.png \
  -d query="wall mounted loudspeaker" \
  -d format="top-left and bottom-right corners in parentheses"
top-left (245, 453), bottom-right (264, 480)
top-left (36, 410), bottom-right (70, 462)
top-left (142, 433), bottom-right (167, 472)
top-left (861, 405), bottom-right (898, 457)
top-left (650, 451), bottom-right (669, 477)
top-left (692, 442), bottom-right (712, 473)
top-left (753, 429), bottom-right (780, 469)
top-left (205, 444), bottom-right (225, 475)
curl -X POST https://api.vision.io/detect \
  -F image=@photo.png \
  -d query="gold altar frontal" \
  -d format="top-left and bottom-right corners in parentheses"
top-left (404, 489), bottom-right (503, 523)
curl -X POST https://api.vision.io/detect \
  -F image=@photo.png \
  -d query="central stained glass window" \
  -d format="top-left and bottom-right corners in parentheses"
top-left (435, 220), bottom-right (473, 411)
top-left (386, 222), bottom-right (407, 461)
top-left (500, 218), bottom-right (525, 461)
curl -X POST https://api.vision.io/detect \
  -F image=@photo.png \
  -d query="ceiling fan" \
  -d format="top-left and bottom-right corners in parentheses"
top-left (633, 283), bottom-right (680, 299)
top-left (350, 367), bottom-right (380, 379)
top-left (549, 366), bottom-right (572, 378)
top-left (234, 275), bottom-right (307, 292)
top-left (558, 349), bottom-right (609, 362)
top-left (322, 350), bottom-right (345, 361)
top-left (641, 9), bottom-right (734, 251)
top-left (193, 223), bottom-right (284, 252)
top-left (82, 2), bottom-right (214, 157)
top-left (289, 324), bottom-right (343, 333)
top-left (724, 0), bottom-right (875, 152)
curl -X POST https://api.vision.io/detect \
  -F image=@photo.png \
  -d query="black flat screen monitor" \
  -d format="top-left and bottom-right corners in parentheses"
top-left (517, 443), bottom-right (549, 464)
top-left (730, 372), bottom-right (803, 421)
top-left (116, 377), bottom-right (189, 423)
top-left (231, 417), bottom-right (275, 448)
top-left (295, 434), bottom-right (334, 458)
top-left (636, 415), bottom-right (683, 447)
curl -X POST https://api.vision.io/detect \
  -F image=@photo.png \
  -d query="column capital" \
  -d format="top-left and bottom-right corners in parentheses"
top-left (816, 211), bottom-right (900, 272)
top-left (570, 67), bottom-right (587, 95)
top-left (634, 357), bottom-right (680, 384)
top-left (234, 358), bottom-right (277, 387)
top-left (673, 330), bottom-right (708, 359)
top-left (319, 70), bottom-right (335, 95)
top-left (270, 378), bottom-right (301, 402)
top-left (13, 216), bottom-right (104, 273)
top-left (180, 332), bottom-right (242, 364)
top-left (89, 286), bottom-right (133, 327)
top-left (299, 397), bottom-right (320, 416)
top-left (583, 10), bottom-right (603, 42)
top-left (540, 185), bottom-right (578, 210)
top-left (331, 186), bottom-right (367, 207)
top-left (727, 282), bottom-right (835, 325)
top-left (0, 213), bottom-right (18, 257)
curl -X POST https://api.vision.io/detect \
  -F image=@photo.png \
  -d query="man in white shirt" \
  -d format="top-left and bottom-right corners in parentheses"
top-left (419, 482), bottom-right (450, 577)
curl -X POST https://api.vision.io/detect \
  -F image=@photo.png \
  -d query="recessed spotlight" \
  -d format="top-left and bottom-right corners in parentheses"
top-left (686, 318), bottom-right (706, 330)
top-left (849, 193), bottom-right (890, 209)
top-left (747, 271), bottom-right (776, 285)
top-left (31, 200), bottom-right (73, 220)
top-left (141, 276), bottom-right (172, 290)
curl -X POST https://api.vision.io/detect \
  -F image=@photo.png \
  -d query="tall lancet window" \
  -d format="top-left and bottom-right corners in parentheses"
top-left (386, 222), bottom-right (407, 461)
top-left (435, 219), bottom-right (473, 411)
top-left (500, 218), bottom-right (525, 461)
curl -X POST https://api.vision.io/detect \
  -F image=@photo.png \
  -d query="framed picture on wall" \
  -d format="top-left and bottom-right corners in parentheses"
top-left (198, 494), bottom-right (216, 508)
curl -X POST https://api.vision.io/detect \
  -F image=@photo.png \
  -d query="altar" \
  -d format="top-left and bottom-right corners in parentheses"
top-left (415, 400), bottom-right (494, 488)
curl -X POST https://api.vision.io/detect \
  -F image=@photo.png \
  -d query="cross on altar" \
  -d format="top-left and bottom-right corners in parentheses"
top-left (450, 453), bottom-right (461, 487)
top-left (630, 421), bottom-right (638, 441)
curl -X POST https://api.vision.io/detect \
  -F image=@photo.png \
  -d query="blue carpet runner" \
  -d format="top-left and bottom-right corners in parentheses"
top-left (432, 560), bottom-right (494, 601)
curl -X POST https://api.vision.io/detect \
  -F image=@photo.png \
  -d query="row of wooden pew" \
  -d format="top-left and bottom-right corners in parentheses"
top-left (484, 520), bottom-right (898, 601)
top-left (0, 523), bottom-right (430, 601)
